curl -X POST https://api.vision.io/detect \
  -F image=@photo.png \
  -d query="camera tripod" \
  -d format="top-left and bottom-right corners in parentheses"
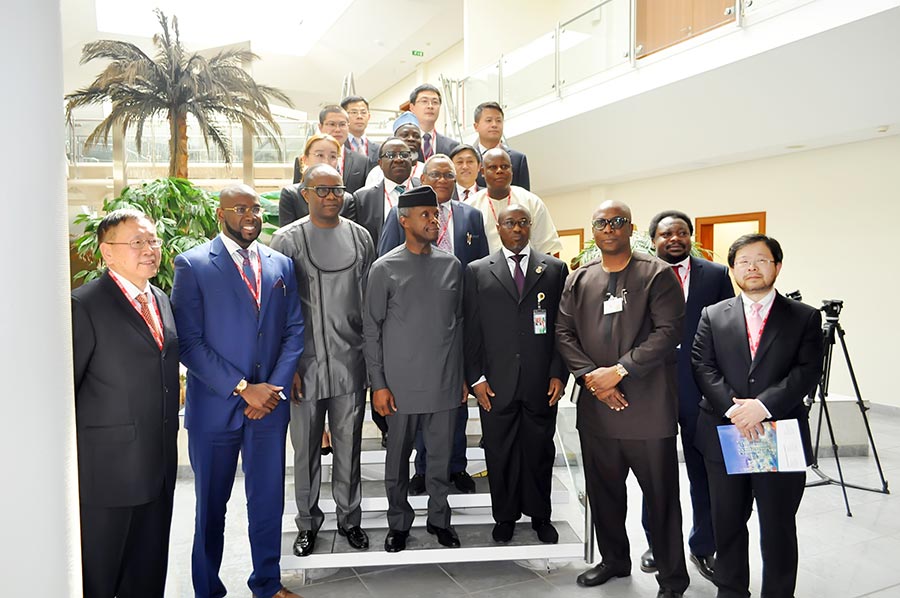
top-left (806, 301), bottom-right (889, 517)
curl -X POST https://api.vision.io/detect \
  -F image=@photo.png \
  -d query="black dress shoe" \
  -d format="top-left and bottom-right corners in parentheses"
top-left (381, 432), bottom-right (388, 448)
top-left (656, 589), bottom-right (683, 598)
top-left (384, 529), bottom-right (409, 553)
top-left (576, 563), bottom-right (630, 587)
top-left (426, 522), bottom-right (461, 547)
top-left (492, 520), bottom-right (516, 543)
top-left (450, 470), bottom-right (476, 493)
top-left (292, 530), bottom-right (316, 557)
top-left (409, 473), bottom-right (426, 495)
top-left (690, 553), bottom-right (716, 582)
top-left (531, 519), bottom-right (558, 544)
top-left (338, 525), bottom-right (369, 550)
top-left (640, 548), bottom-right (657, 573)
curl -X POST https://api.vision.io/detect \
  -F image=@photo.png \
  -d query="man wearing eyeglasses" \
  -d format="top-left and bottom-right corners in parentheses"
top-left (468, 148), bottom-right (561, 255)
top-left (377, 154), bottom-right (489, 495)
top-left (341, 95), bottom-right (381, 172)
top-left (172, 184), bottom-right (305, 598)
top-left (72, 209), bottom-right (179, 598)
top-left (317, 105), bottom-right (369, 193)
top-left (271, 164), bottom-right (376, 559)
top-left (463, 204), bottom-right (568, 545)
top-left (408, 84), bottom-right (459, 160)
top-left (556, 200), bottom-right (689, 598)
top-left (692, 234), bottom-right (821, 598)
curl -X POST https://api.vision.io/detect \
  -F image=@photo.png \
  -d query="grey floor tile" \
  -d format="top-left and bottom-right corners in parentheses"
top-left (359, 564), bottom-right (466, 598)
top-left (290, 575), bottom-right (373, 597)
top-left (469, 577), bottom-right (562, 597)
top-left (440, 560), bottom-right (541, 593)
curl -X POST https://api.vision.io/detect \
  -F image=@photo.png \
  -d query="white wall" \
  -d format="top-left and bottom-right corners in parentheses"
top-left (542, 134), bottom-right (900, 408)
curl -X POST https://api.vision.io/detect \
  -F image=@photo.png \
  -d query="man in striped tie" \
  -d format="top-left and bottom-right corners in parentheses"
top-left (72, 209), bottom-right (180, 598)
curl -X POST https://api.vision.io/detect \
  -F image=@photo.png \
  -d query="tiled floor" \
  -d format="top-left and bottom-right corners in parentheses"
top-left (164, 406), bottom-right (900, 597)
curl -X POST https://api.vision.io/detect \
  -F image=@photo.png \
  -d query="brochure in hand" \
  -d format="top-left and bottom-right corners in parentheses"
top-left (717, 419), bottom-right (807, 474)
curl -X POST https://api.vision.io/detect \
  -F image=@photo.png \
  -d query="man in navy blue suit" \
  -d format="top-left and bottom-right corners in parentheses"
top-left (639, 210), bottom-right (734, 583)
top-left (472, 102), bottom-right (531, 191)
top-left (378, 154), bottom-right (489, 495)
top-left (172, 184), bottom-right (305, 598)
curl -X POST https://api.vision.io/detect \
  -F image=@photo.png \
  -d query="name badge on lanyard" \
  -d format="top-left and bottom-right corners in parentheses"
top-left (604, 296), bottom-right (623, 314)
top-left (533, 292), bottom-right (547, 334)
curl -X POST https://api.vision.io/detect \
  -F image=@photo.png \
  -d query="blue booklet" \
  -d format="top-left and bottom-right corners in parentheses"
top-left (717, 419), bottom-right (806, 474)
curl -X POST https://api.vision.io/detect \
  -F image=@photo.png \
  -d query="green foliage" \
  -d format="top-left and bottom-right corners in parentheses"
top-left (71, 177), bottom-right (219, 293)
top-left (575, 230), bottom-right (713, 267)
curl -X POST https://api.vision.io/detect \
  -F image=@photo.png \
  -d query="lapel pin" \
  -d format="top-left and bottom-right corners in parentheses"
top-left (535, 265), bottom-right (543, 274)
top-left (466, 232), bottom-right (472, 245)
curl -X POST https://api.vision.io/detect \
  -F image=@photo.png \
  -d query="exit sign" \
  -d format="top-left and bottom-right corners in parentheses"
top-left (411, 50), bottom-right (424, 57)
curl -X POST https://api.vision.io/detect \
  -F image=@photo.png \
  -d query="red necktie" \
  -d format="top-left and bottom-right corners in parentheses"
top-left (136, 293), bottom-right (163, 349)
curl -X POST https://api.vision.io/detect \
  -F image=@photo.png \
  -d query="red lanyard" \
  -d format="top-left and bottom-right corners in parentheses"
top-left (487, 193), bottom-right (511, 225)
top-left (234, 250), bottom-right (262, 308)
top-left (109, 272), bottom-right (164, 348)
top-left (746, 306), bottom-right (770, 356)
top-left (437, 203), bottom-right (453, 247)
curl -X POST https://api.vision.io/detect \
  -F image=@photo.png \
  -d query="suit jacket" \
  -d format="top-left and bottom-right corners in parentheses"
top-left (428, 131), bottom-right (460, 158)
top-left (464, 250), bottom-right (568, 407)
top-left (291, 151), bottom-right (368, 195)
top-left (344, 178), bottom-right (420, 248)
top-left (476, 146), bottom-right (531, 191)
top-left (556, 252), bottom-right (685, 439)
top-left (377, 199), bottom-right (489, 268)
top-left (171, 236), bottom-right (305, 433)
top-left (677, 257), bottom-right (734, 418)
top-left (278, 183), bottom-right (353, 227)
top-left (71, 272), bottom-right (180, 507)
top-left (691, 293), bottom-right (823, 463)
top-left (344, 138), bottom-right (381, 175)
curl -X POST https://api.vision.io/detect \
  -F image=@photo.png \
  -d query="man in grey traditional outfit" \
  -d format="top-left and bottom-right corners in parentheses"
top-left (270, 164), bottom-right (376, 558)
top-left (363, 185), bottom-right (466, 553)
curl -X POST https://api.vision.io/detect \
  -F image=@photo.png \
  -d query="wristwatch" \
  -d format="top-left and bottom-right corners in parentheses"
top-left (234, 378), bottom-right (248, 396)
top-left (615, 363), bottom-right (629, 378)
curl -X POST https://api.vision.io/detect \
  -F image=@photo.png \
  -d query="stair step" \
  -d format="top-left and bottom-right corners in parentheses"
top-left (363, 398), bottom-right (481, 423)
top-left (284, 473), bottom-right (570, 514)
top-left (322, 434), bottom-right (484, 466)
top-left (280, 521), bottom-right (584, 569)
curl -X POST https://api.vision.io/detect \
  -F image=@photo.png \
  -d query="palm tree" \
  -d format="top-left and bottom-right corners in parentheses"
top-left (65, 9), bottom-right (292, 178)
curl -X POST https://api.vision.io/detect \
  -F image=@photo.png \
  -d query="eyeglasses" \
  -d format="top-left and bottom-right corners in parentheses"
top-left (346, 110), bottom-right (369, 117)
top-left (424, 171), bottom-right (457, 181)
top-left (381, 151), bottom-right (416, 161)
top-left (323, 121), bottom-right (349, 129)
top-left (414, 98), bottom-right (441, 107)
top-left (734, 258), bottom-right (776, 269)
top-left (592, 216), bottom-right (630, 231)
top-left (222, 205), bottom-right (264, 216)
top-left (106, 238), bottom-right (163, 250)
top-left (307, 185), bottom-right (347, 198)
top-left (499, 218), bottom-right (531, 230)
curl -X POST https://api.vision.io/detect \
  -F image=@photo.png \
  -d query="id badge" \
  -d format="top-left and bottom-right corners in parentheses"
top-left (603, 296), bottom-right (623, 314)
top-left (533, 309), bottom-right (547, 334)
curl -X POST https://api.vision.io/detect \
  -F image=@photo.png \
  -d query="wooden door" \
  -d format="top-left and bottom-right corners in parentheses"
top-left (636, 0), bottom-right (736, 59)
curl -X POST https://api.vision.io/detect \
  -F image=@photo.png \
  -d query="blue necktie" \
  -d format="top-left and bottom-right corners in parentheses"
top-left (423, 133), bottom-right (433, 160)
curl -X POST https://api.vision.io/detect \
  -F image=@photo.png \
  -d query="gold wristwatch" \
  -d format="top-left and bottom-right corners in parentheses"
top-left (615, 363), bottom-right (629, 378)
top-left (234, 378), bottom-right (248, 396)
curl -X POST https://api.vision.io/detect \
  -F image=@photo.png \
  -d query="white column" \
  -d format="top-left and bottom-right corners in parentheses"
top-left (0, 1), bottom-right (81, 595)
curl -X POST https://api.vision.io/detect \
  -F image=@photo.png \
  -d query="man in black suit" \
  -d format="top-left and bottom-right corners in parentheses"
top-left (408, 83), bottom-right (459, 160)
top-left (639, 210), bottom-right (734, 581)
top-left (692, 234), bottom-right (822, 598)
top-left (318, 104), bottom-right (368, 193)
top-left (464, 203), bottom-right (568, 544)
top-left (472, 102), bottom-right (530, 190)
top-left (71, 209), bottom-right (180, 598)
top-left (378, 154), bottom-right (490, 495)
top-left (341, 95), bottom-right (380, 173)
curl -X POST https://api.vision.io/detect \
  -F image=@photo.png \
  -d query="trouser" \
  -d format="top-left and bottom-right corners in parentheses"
top-left (290, 390), bottom-right (365, 532)
top-left (384, 409), bottom-right (456, 530)
top-left (413, 403), bottom-right (469, 475)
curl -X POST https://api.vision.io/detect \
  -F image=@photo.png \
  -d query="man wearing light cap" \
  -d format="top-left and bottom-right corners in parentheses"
top-left (364, 112), bottom-right (426, 187)
top-left (363, 185), bottom-right (466, 553)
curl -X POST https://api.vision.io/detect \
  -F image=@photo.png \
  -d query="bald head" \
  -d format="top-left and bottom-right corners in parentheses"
top-left (304, 163), bottom-right (341, 186)
top-left (220, 183), bottom-right (258, 207)
top-left (482, 148), bottom-right (513, 196)
top-left (593, 200), bottom-right (632, 221)
top-left (496, 203), bottom-right (532, 253)
top-left (497, 203), bottom-right (532, 223)
top-left (218, 183), bottom-right (262, 248)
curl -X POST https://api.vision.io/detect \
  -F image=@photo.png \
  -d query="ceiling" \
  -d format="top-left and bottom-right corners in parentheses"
top-left (60, 0), bottom-right (463, 116)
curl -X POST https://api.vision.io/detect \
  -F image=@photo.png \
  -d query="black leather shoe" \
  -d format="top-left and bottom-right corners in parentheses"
top-left (409, 473), bottom-right (426, 495)
top-left (450, 470), bottom-right (476, 493)
top-left (576, 563), bottom-right (630, 587)
top-left (492, 520), bottom-right (515, 543)
top-left (640, 548), bottom-right (657, 573)
top-left (531, 519), bottom-right (558, 544)
top-left (292, 530), bottom-right (316, 557)
top-left (656, 589), bottom-right (683, 598)
top-left (381, 432), bottom-right (388, 448)
top-left (338, 525), bottom-right (369, 550)
top-left (690, 553), bottom-right (716, 582)
top-left (384, 529), bottom-right (408, 553)
top-left (426, 522), bottom-right (460, 547)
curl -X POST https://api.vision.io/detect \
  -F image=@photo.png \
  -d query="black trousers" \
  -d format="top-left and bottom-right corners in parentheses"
top-left (80, 482), bottom-right (175, 598)
top-left (580, 434), bottom-right (690, 594)
top-left (705, 458), bottom-right (805, 598)
top-left (480, 392), bottom-right (557, 522)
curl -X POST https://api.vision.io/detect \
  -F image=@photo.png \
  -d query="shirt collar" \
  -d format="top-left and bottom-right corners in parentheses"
top-left (741, 288), bottom-right (776, 311)
top-left (108, 269), bottom-right (150, 300)
top-left (674, 255), bottom-right (691, 270)
top-left (219, 232), bottom-right (259, 257)
top-left (501, 244), bottom-right (531, 261)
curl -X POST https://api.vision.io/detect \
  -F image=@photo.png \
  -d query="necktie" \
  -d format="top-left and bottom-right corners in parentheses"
top-left (437, 203), bottom-right (452, 252)
top-left (463, 188), bottom-right (470, 202)
top-left (747, 302), bottom-right (764, 358)
top-left (351, 137), bottom-right (360, 153)
top-left (511, 254), bottom-right (525, 296)
top-left (136, 293), bottom-right (162, 349)
top-left (237, 248), bottom-right (258, 307)
top-left (423, 133), bottom-right (433, 160)
top-left (673, 264), bottom-right (684, 290)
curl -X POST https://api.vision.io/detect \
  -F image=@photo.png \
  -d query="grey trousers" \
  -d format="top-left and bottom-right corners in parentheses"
top-left (384, 408), bottom-right (456, 531)
top-left (290, 390), bottom-right (365, 532)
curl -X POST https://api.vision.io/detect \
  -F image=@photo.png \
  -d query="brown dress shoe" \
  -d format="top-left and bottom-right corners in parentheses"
top-left (271, 587), bottom-right (302, 598)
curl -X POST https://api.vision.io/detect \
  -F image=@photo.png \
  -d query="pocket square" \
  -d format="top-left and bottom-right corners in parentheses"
top-left (274, 278), bottom-right (285, 288)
